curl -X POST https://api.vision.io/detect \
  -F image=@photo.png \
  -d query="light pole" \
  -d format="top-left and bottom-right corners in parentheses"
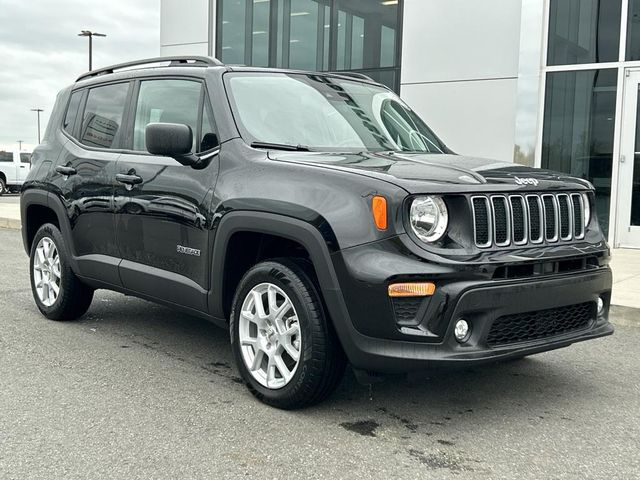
top-left (17, 140), bottom-right (23, 151)
top-left (31, 108), bottom-right (43, 144)
top-left (78, 30), bottom-right (107, 71)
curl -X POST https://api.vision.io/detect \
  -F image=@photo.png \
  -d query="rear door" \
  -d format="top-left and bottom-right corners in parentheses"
top-left (115, 77), bottom-right (220, 312)
top-left (51, 82), bottom-right (131, 284)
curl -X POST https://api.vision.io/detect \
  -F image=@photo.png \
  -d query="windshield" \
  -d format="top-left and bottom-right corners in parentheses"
top-left (225, 73), bottom-right (448, 154)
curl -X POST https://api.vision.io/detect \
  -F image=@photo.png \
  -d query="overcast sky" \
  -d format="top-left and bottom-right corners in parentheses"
top-left (0, 0), bottom-right (159, 151)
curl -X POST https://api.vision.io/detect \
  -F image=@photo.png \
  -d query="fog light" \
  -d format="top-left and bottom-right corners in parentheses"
top-left (597, 297), bottom-right (605, 316)
top-left (454, 319), bottom-right (470, 342)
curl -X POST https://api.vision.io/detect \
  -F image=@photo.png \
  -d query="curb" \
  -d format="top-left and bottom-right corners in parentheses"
top-left (0, 217), bottom-right (21, 230)
top-left (610, 305), bottom-right (640, 328)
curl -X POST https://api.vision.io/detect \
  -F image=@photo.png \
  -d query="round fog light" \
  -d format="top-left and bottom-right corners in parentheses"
top-left (597, 297), bottom-right (605, 316)
top-left (454, 319), bottom-right (470, 342)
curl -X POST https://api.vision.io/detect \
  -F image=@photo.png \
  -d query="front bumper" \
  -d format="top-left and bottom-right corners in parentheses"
top-left (326, 236), bottom-right (613, 374)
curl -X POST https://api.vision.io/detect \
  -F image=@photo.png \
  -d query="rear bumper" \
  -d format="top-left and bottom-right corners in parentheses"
top-left (327, 239), bottom-right (613, 374)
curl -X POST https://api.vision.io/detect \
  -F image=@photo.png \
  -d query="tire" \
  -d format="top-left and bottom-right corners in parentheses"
top-left (230, 258), bottom-right (346, 409)
top-left (29, 223), bottom-right (94, 320)
top-left (0, 177), bottom-right (6, 196)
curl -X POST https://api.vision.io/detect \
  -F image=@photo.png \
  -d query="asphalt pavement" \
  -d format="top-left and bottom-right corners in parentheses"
top-left (0, 228), bottom-right (638, 479)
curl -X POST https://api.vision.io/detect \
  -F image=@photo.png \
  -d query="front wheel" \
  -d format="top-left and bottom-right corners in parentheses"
top-left (230, 259), bottom-right (346, 409)
top-left (0, 178), bottom-right (6, 196)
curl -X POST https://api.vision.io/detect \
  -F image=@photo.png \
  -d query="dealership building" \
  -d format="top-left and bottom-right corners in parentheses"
top-left (160, 0), bottom-right (640, 249)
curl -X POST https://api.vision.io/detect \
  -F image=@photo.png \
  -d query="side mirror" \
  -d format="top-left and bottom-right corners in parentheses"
top-left (145, 123), bottom-right (199, 167)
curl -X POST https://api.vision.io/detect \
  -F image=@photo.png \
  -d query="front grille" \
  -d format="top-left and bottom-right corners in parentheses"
top-left (486, 302), bottom-right (595, 346)
top-left (471, 193), bottom-right (588, 248)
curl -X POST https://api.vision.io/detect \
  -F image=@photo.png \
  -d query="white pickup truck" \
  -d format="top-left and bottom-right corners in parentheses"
top-left (0, 150), bottom-right (31, 195)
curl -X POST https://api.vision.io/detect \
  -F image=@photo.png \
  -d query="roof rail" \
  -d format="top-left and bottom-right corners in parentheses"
top-left (329, 71), bottom-right (376, 82)
top-left (76, 56), bottom-right (224, 82)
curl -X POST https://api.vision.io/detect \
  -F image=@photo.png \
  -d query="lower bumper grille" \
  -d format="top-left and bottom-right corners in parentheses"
top-left (486, 302), bottom-right (595, 347)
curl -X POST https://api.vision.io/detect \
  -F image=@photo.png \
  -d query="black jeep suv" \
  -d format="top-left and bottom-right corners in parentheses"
top-left (21, 56), bottom-right (613, 409)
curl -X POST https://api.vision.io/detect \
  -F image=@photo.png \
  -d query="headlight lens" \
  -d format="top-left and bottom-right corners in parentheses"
top-left (410, 196), bottom-right (448, 243)
top-left (582, 192), bottom-right (591, 228)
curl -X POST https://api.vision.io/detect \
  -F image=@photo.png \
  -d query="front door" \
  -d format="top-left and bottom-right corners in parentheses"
top-left (115, 78), bottom-right (220, 312)
top-left (617, 69), bottom-right (640, 248)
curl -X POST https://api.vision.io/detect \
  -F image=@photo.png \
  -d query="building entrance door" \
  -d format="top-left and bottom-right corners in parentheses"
top-left (616, 69), bottom-right (640, 248)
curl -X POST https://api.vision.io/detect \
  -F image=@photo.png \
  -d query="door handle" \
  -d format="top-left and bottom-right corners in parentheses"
top-left (55, 165), bottom-right (77, 176)
top-left (116, 173), bottom-right (143, 185)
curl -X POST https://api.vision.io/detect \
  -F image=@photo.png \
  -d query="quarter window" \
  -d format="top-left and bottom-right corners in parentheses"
top-left (80, 83), bottom-right (129, 149)
top-left (63, 90), bottom-right (83, 137)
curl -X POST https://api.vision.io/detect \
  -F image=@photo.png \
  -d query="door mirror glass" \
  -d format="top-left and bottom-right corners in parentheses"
top-left (145, 123), bottom-right (197, 166)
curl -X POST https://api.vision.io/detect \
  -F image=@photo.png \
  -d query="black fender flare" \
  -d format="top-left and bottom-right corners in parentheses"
top-left (20, 189), bottom-right (79, 270)
top-left (208, 211), bottom-right (349, 322)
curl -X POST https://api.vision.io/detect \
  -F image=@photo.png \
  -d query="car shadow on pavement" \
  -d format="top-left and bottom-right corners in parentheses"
top-left (78, 291), bottom-right (603, 432)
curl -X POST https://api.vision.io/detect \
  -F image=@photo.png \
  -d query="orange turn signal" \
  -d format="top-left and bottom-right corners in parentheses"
top-left (372, 195), bottom-right (387, 230)
top-left (388, 282), bottom-right (436, 298)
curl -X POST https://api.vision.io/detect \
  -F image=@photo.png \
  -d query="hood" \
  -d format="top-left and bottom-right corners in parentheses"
top-left (268, 151), bottom-right (592, 194)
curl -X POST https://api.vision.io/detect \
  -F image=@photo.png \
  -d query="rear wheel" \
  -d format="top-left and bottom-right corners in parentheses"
top-left (0, 178), bottom-right (6, 195)
top-left (230, 259), bottom-right (346, 409)
top-left (30, 223), bottom-right (94, 320)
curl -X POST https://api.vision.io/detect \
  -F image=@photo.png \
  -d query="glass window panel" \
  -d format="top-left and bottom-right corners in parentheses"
top-left (351, 15), bottom-right (364, 70)
top-left (380, 25), bottom-right (395, 68)
top-left (0, 152), bottom-right (12, 162)
top-left (80, 83), bottom-right (129, 149)
top-left (20, 153), bottom-right (31, 164)
top-left (627, 0), bottom-right (640, 60)
top-left (547, 0), bottom-right (622, 66)
top-left (220, 0), bottom-right (247, 65)
top-left (252, 0), bottom-right (270, 66)
top-left (132, 80), bottom-right (202, 153)
top-left (542, 69), bottom-right (617, 235)
top-left (63, 90), bottom-right (83, 137)
top-left (322, 4), bottom-right (330, 70)
top-left (336, 9), bottom-right (347, 70)
top-left (288, 0), bottom-right (320, 70)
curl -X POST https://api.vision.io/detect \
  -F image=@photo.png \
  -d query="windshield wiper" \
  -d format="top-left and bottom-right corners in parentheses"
top-left (250, 141), bottom-right (311, 152)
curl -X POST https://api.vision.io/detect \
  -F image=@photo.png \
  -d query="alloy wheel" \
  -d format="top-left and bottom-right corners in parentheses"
top-left (33, 237), bottom-right (61, 307)
top-left (238, 283), bottom-right (302, 389)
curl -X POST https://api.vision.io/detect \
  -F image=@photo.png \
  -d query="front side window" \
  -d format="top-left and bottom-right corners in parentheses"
top-left (80, 83), bottom-right (129, 149)
top-left (132, 79), bottom-right (205, 152)
top-left (225, 72), bottom-right (446, 154)
top-left (20, 153), bottom-right (31, 164)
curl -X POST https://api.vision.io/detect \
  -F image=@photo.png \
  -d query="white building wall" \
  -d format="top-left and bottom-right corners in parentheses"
top-left (160, 0), bottom-right (210, 56)
top-left (400, 0), bottom-right (523, 162)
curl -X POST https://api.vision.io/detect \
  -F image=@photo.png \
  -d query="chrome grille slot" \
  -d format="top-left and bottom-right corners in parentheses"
top-left (471, 192), bottom-right (590, 248)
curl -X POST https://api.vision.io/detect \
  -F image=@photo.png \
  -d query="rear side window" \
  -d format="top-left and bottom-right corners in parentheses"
top-left (132, 79), bottom-right (218, 153)
top-left (63, 90), bottom-right (83, 136)
top-left (80, 83), bottom-right (129, 149)
top-left (0, 151), bottom-right (12, 162)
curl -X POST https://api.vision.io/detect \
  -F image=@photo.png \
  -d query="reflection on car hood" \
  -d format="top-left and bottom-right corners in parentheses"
top-left (268, 151), bottom-right (592, 193)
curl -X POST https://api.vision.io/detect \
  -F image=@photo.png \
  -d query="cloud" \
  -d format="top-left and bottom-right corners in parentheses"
top-left (0, 0), bottom-right (160, 150)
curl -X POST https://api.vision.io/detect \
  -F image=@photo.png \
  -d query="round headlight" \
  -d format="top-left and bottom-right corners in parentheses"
top-left (410, 196), bottom-right (448, 243)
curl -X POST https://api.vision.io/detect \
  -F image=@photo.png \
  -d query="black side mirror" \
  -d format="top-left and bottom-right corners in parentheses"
top-left (145, 123), bottom-right (199, 167)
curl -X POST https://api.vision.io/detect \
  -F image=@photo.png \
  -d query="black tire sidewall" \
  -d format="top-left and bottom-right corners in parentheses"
top-left (230, 261), bottom-right (326, 405)
top-left (29, 223), bottom-right (74, 319)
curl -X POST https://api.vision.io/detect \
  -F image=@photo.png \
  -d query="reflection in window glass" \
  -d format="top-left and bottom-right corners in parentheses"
top-left (226, 73), bottom-right (447, 153)
top-left (220, 0), bottom-right (247, 65)
top-left (547, 0), bottom-right (622, 66)
top-left (81, 83), bottom-right (129, 149)
top-left (542, 69), bottom-right (618, 235)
